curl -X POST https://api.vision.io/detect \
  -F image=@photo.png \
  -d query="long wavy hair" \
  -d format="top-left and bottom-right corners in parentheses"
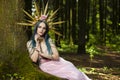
top-left (30, 20), bottom-right (52, 54)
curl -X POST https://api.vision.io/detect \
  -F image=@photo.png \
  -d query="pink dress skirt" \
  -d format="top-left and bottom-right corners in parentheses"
top-left (39, 57), bottom-right (91, 80)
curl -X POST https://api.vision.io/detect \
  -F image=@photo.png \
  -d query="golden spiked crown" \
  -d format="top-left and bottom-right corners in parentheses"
top-left (17, 2), bottom-right (64, 36)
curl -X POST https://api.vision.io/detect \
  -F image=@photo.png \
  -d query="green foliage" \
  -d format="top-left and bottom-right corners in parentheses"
top-left (58, 40), bottom-right (78, 53)
top-left (106, 34), bottom-right (120, 52)
top-left (86, 45), bottom-right (99, 60)
top-left (2, 73), bottom-right (24, 80)
top-left (86, 34), bottom-right (101, 60)
top-left (78, 67), bottom-right (88, 73)
top-left (78, 67), bottom-right (96, 74)
top-left (119, 23), bottom-right (120, 26)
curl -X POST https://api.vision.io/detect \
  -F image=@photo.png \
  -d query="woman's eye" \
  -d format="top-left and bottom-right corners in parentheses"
top-left (43, 27), bottom-right (46, 30)
top-left (38, 26), bottom-right (41, 28)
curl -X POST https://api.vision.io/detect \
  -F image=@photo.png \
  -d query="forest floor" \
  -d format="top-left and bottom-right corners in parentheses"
top-left (60, 52), bottom-right (120, 80)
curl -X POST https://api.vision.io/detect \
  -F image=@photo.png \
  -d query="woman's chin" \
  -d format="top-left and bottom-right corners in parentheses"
top-left (40, 34), bottom-right (45, 37)
top-left (38, 33), bottom-right (43, 36)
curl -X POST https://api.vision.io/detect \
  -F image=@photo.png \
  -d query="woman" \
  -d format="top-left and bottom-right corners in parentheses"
top-left (27, 20), bottom-right (91, 80)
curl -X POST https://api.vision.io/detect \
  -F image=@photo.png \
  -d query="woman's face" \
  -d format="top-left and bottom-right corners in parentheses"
top-left (37, 22), bottom-right (46, 36)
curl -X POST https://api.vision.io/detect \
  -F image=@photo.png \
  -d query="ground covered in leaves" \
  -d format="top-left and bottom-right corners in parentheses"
top-left (60, 52), bottom-right (120, 80)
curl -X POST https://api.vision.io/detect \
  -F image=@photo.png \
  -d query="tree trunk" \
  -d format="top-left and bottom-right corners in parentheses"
top-left (64, 0), bottom-right (70, 41)
top-left (86, 0), bottom-right (90, 42)
top-left (0, 0), bottom-right (60, 79)
top-left (111, 0), bottom-right (117, 35)
top-left (52, 0), bottom-right (61, 47)
top-left (116, 0), bottom-right (120, 34)
top-left (71, 0), bottom-right (77, 44)
top-left (118, 0), bottom-right (120, 34)
top-left (24, 0), bottom-right (32, 40)
top-left (99, 0), bottom-right (105, 44)
top-left (77, 0), bottom-right (88, 54)
top-left (91, 0), bottom-right (97, 34)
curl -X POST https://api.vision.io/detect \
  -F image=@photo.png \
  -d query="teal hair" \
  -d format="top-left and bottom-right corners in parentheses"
top-left (30, 20), bottom-right (52, 54)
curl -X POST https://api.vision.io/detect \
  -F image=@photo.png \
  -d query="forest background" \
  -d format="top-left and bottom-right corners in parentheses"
top-left (0, 0), bottom-right (120, 80)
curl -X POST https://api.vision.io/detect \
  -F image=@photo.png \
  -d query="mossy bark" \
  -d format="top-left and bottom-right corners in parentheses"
top-left (0, 0), bottom-right (61, 80)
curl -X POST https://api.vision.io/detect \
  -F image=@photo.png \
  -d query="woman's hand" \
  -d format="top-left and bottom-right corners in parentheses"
top-left (35, 34), bottom-right (44, 44)
top-left (35, 34), bottom-right (40, 44)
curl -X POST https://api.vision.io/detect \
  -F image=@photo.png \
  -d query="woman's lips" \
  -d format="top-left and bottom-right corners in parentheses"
top-left (39, 32), bottom-right (43, 35)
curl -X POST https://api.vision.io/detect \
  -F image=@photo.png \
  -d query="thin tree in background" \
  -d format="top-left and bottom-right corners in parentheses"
top-left (64, 0), bottom-right (70, 42)
top-left (116, 0), bottom-right (120, 34)
top-left (86, 0), bottom-right (91, 43)
top-left (53, 0), bottom-right (61, 47)
top-left (111, 0), bottom-right (118, 35)
top-left (99, 0), bottom-right (105, 44)
top-left (77, 0), bottom-right (88, 54)
top-left (91, 0), bottom-right (97, 34)
top-left (71, 0), bottom-right (77, 44)
top-left (24, 0), bottom-right (32, 40)
top-left (118, 0), bottom-right (120, 34)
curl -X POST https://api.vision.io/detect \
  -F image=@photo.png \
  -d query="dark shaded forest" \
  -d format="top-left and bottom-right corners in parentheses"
top-left (0, 0), bottom-right (120, 80)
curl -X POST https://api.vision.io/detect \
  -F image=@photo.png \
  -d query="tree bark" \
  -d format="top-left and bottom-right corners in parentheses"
top-left (0, 0), bottom-right (60, 79)
top-left (24, 0), bottom-right (32, 40)
top-left (77, 0), bottom-right (88, 54)
top-left (71, 0), bottom-right (77, 44)
top-left (99, 0), bottom-right (105, 44)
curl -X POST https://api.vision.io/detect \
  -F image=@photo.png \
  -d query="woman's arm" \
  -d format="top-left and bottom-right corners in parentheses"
top-left (30, 50), bottom-right (39, 62)
top-left (39, 38), bottom-right (59, 60)
top-left (49, 38), bottom-right (59, 60)
top-left (26, 41), bottom-right (40, 62)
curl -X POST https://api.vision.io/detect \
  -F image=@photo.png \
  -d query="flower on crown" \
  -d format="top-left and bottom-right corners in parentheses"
top-left (40, 15), bottom-right (48, 21)
top-left (17, 2), bottom-right (65, 36)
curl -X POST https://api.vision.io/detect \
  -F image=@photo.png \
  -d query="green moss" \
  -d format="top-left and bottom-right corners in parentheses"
top-left (0, 52), bottom-right (60, 80)
top-left (0, 0), bottom-right (61, 80)
top-left (15, 52), bottom-right (60, 80)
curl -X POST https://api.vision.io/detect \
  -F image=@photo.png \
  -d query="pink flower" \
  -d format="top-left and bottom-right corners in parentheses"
top-left (40, 15), bottom-right (47, 20)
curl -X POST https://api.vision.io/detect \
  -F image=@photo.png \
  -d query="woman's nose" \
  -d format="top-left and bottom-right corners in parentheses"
top-left (41, 28), bottom-right (44, 31)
